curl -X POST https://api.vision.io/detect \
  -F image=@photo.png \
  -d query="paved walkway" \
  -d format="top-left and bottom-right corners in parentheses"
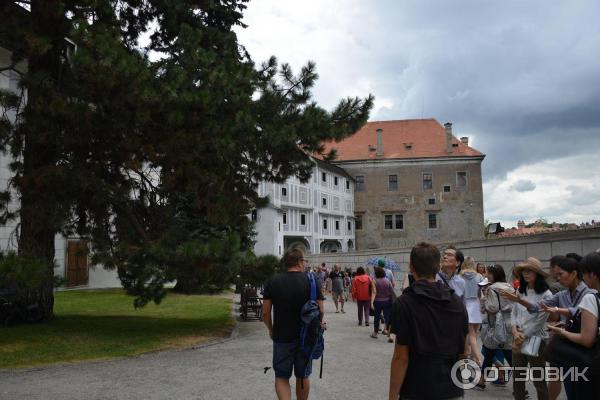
top-left (0, 295), bottom-right (565, 399)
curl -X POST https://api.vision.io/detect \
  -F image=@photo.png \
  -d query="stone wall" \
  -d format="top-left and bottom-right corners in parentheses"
top-left (305, 227), bottom-right (600, 278)
top-left (338, 157), bottom-right (484, 250)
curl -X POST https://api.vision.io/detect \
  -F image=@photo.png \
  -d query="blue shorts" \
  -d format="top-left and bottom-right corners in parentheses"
top-left (272, 340), bottom-right (312, 379)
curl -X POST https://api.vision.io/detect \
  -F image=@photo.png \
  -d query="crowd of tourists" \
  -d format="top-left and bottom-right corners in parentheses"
top-left (261, 245), bottom-right (600, 400)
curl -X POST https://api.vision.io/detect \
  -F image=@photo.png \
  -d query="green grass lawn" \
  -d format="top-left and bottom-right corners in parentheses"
top-left (0, 289), bottom-right (233, 369)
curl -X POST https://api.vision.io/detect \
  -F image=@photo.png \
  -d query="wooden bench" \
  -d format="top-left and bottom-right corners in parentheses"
top-left (240, 286), bottom-right (262, 321)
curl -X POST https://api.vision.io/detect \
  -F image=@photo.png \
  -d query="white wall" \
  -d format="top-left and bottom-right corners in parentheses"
top-left (254, 206), bottom-right (281, 256)
top-left (0, 47), bottom-right (21, 255)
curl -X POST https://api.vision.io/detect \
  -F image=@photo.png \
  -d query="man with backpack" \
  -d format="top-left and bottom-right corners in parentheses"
top-left (262, 248), bottom-right (325, 400)
top-left (389, 242), bottom-right (468, 400)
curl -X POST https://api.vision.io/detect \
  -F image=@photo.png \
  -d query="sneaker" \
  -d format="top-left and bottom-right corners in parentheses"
top-left (335, 310), bottom-right (339, 313)
top-left (341, 309), bottom-right (345, 313)
top-left (365, 323), bottom-right (370, 327)
top-left (370, 333), bottom-right (378, 339)
top-left (358, 322), bottom-right (363, 326)
top-left (474, 383), bottom-right (485, 391)
top-left (388, 337), bottom-right (394, 343)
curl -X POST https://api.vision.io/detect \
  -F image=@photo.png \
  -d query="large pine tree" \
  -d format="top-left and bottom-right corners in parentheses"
top-left (0, 0), bottom-right (373, 313)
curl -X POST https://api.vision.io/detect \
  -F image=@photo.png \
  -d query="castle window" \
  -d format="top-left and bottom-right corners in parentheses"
top-left (423, 173), bottom-right (433, 190)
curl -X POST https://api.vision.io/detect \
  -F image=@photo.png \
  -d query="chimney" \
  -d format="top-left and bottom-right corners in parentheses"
top-left (376, 128), bottom-right (383, 157)
top-left (517, 220), bottom-right (525, 230)
top-left (460, 136), bottom-right (469, 146)
top-left (444, 122), bottom-right (453, 154)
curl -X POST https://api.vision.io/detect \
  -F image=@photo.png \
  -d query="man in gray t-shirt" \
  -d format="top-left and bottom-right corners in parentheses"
top-left (329, 264), bottom-right (345, 313)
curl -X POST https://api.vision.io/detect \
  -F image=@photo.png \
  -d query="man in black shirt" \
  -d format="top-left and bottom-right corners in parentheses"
top-left (389, 242), bottom-right (468, 400)
top-left (262, 248), bottom-right (325, 400)
top-left (329, 264), bottom-right (345, 313)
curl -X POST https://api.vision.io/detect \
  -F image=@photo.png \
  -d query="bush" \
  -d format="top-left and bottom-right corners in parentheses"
top-left (0, 252), bottom-right (54, 325)
top-left (238, 254), bottom-right (282, 287)
top-left (0, 252), bottom-right (51, 290)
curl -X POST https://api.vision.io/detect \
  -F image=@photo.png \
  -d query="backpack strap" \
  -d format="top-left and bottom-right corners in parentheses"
top-left (437, 272), bottom-right (451, 288)
top-left (307, 272), bottom-right (317, 301)
top-left (486, 289), bottom-right (501, 324)
top-left (570, 288), bottom-right (588, 308)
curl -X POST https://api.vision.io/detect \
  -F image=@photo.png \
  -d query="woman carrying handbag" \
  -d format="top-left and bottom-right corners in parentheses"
top-left (370, 266), bottom-right (396, 342)
top-left (547, 251), bottom-right (600, 399)
top-left (477, 264), bottom-right (514, 390)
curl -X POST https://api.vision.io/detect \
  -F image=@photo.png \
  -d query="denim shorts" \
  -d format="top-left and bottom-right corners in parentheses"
top-left (272, 340), bottom-right (312, 379)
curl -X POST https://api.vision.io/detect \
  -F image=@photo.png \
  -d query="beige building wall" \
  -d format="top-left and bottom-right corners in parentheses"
top-left (337, 157), bottom-right (484, 250)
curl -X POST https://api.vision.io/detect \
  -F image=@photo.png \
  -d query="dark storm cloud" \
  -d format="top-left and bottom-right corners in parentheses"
top-left (363, 0), bottom-right (600, 180)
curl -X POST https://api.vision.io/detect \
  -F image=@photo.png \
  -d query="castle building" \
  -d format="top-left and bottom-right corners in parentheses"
top-left (321, 119), bottom-right (485, 250)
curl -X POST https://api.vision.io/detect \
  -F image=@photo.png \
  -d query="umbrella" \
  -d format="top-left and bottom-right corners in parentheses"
top-left (365, 256), bottom-right (401, 272)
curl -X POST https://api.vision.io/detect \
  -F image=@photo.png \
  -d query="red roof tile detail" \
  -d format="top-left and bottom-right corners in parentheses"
top-left (322, 119), bottom-right (484, 161)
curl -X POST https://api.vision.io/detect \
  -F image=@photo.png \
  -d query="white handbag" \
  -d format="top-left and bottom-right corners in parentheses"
top-left (520, 335), bottom-right (542, 357)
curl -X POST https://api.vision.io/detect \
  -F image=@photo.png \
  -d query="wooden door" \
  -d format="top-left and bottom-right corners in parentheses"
top-left (66, 240), bottom-right (89, 287)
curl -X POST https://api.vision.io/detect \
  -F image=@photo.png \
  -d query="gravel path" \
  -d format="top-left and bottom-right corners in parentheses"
top-left (0, 294), bottom-right (565, 399)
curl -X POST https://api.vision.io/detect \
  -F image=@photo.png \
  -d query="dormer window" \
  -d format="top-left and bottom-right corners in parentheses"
top-left (452, 143), bottom-right (459, 147)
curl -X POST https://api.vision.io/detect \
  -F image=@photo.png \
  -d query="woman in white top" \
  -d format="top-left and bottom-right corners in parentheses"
top-left (548, 251), bottom-right (600, 399)
top-left (460, 256), bottom-right (484, 365)
top-left (501, 257), bottom-right (553, 400)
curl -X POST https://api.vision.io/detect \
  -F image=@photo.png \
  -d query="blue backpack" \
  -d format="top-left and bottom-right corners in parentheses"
top-left (299, 273), bottom-right (325, 377)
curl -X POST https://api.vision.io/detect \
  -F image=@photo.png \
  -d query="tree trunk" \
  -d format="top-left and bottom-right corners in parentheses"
top-left (173, 272), bottom-right (202, 294)
top-left (16, 0), bottom-right (67, 320)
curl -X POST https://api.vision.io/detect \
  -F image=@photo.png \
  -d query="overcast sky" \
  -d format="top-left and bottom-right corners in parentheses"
top-left (235, 0), bottom-right (600, 228)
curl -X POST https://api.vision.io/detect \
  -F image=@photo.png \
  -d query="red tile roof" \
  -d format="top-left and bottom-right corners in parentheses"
top-left (322, 119), bottom-right (484, 161)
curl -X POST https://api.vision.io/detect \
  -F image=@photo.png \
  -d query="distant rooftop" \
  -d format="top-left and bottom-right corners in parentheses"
top-left (321, 119), bottom-right (485, 162)
top-left (494, 219), bottom-right (600, 238)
